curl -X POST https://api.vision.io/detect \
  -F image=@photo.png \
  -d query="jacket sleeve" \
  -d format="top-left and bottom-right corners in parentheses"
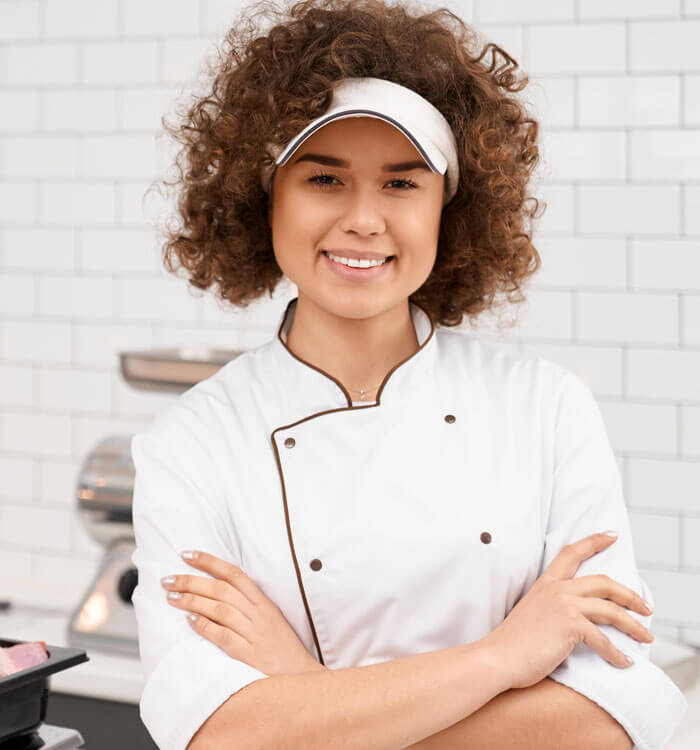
top-left (130, 404), bottom-right (269, 750)
top-left (540, 370), bottom-right (687, 750)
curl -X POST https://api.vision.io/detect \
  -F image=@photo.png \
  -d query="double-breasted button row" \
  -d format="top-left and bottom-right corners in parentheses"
top-left (284, 415), bottom-right (456, 449)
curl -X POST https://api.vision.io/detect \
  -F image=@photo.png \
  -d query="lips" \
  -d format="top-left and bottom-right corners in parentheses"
top-left (322, 250), bottom-right (395, 278)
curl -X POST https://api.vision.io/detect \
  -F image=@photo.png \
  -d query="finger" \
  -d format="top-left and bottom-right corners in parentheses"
top-left (180, 550), bottom-right (269, 606)
top-left (186, 609), bottom-right (254, 663)
top-left (577, 597), bottom-right (654, 644)
top-left (539, 532), bottom-right (619, 583)
top-left (162, 573), bottom-right (255, 620)
top-left (580, 617), bottom-right (635, 669)
top-left (568, 573), bottom-right (653, 617)
top-left (167, 590), bottom-right (253, 636)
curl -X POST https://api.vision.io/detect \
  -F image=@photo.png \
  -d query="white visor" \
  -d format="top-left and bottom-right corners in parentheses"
top-left (260, 77), bottom-right (459, 205)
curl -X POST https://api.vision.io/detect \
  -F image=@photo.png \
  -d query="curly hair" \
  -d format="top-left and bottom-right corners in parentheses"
top-left (150, 0), bottom-right (545, 329)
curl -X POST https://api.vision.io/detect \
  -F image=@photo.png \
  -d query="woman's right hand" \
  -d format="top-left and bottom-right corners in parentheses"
top-left (480, 532), bottom-right (655, 690)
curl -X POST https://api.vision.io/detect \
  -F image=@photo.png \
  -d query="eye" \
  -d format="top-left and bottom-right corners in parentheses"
top-left (307, 170), bottom-right (418, 191)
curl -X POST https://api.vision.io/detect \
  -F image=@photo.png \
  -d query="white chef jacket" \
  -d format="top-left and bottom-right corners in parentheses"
top-left (130, 296), bottom-right (688, 750)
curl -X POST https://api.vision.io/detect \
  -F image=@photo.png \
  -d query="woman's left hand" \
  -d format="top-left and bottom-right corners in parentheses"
top-left (160, 550), bottom-right (326, 676)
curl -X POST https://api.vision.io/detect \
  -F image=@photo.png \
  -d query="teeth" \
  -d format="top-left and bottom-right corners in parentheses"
top-left (326, 252), bottom-right (388, 268)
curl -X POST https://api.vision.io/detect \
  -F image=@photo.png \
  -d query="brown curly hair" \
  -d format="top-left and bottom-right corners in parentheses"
top-left (151, 0), bottom-right (545, 329)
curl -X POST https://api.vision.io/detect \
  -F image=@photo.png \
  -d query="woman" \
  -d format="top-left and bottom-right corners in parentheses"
top-left (131, 1), bottom-right (687, 749)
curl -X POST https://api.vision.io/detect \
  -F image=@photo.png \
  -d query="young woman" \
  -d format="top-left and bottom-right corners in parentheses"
top-left (131, 1), bottom-right (687, 749)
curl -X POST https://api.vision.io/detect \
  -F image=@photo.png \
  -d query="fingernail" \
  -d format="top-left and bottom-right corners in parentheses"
top-left (623, 653), bottom-right (634, 665)
top-left (602, 530), bottom-right (618, 537)
top-left (181, 550), bottom-right (199, 560)
top-left (644, 600), bottom-right (654, 614)
top-left (187, 613), bottom-right (198, 623)
top-left (160, 575), bottom-right (175, 585)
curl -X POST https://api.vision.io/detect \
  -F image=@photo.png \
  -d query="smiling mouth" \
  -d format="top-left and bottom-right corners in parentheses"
top-left (321, 250), bottom-right (395, 268)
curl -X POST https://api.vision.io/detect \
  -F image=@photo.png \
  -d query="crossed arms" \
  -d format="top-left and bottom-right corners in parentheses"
top-left (188, 647), bottom-right (633, 750)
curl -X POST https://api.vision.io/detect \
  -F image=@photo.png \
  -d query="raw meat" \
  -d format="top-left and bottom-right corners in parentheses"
top-left (0, 641), bottom-right (49, 678)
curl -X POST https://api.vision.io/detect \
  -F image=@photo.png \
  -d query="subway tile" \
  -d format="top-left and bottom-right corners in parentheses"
top-left (630, 239), bottom-right (700, 290)
top-left (579, 185), bottom-right (681, 234)
top-left (37, 367), bottom-right (112, 413)
top-left (0, 0), bottom-right (39, 41)
top-left (6, 43), bottom-right (78, 86)
top-left (578, 75), bottom-right (680, 127)
top-left (80, 228), bottom-right (161, 274)
top-left (540, 129), bottom-right (625, 180)
top-left (579, 0), bottom-right (681, 18)
top-left (533, 237), bottom-right (626, 288)
top-left (45, 0), bottom-right (119, 39)
top-left (0, 91), bottom-right (40, 131)
top-left (37, 275), bottom-right (113, 319)
top-left (681, 517), bottom-right (700, 568)
top-left (640, 567), bottom-right (700, 624)
top-left (600, 400), bottom-right (677, 454)
top-left (82, 41), bottom-right (158, 85)
top-left (1, 412), bottom-right (73, 458)
top-left (123, 0), bottom-right (200, 36)
top-left (0, 455), bottom-right (34, 501)
top-left (628, 457), bottom-right (700, 513)
top-left (682, 406), bottom-right (700, 456)
top-left (526, 23), bottom-right (625, 74)
top-left (630, 130), bottom-right (700, 181)
top-left (1, 320), bottom-right (72, 364)
top-left (76, 322), bottom-right (153, 367)
top-left (628, 349), bottom-right (700, 401)
top-left (576, 291), bottom-right (678, 345)
top-left (629, 20), bottom-right (700, 71)
top-left (44, 89), bottom-right (118, 131)
top-left (629, 511), bottom-right (680, 566)
top-left (520, 343), bottom-right (623, 396)
top-left (41, 182), bottom-right (116, 226)
top-left (0, 364), bottom-right (34, 408)
top-left (2, 228), bottom-right (75, 272)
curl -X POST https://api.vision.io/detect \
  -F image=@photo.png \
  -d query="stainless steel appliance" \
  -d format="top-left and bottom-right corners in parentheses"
top-left (66, 348), bottom-right (243, 658)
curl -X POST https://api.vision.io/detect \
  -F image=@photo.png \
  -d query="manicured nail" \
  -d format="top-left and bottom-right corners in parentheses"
top-left (623, 653), bottom-right (634, 665)
top-left (643, 600), bottom-right (654, 614)
top-left (187, 613), bottom-right (198, 623)
top-left (161, 575), bottom-right (175, 585)
top-left (181, 550), bottom-right (199, 560)
top-left (602, 530), bottom-right (618, 537)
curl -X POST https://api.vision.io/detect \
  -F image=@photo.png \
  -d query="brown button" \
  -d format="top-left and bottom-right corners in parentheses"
top-left (310, 558), bottom-right (322, 571)
top-left (284, 437), bottom-right (295, 448)
top-left (480, 531), bottom-right (492, 544)
top-left (444, 414), bottom-right (456, 423)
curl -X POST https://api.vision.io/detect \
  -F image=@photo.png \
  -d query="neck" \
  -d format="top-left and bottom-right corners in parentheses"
top-left (285, 295), bottom-right (420, 400)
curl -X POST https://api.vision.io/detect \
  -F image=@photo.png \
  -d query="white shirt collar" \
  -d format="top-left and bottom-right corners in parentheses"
top-left (270, 296), bottom-right (437, 411)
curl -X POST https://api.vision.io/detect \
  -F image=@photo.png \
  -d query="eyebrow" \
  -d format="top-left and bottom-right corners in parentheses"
top-left (291, 152), bottom-right (431, 173)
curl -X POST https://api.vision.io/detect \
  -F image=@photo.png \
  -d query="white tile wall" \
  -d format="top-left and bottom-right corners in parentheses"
top-left (0, 1), bottom-right (698, 647)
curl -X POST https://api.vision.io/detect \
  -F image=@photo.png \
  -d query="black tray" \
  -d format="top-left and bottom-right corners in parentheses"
top-left (0, 638), bottom-right (89, 747)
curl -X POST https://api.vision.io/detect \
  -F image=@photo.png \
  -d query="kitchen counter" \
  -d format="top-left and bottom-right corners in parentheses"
top-left (0, 604), bottom-right (144, 704)
top-left (1, 603), bottom-right (699, 746)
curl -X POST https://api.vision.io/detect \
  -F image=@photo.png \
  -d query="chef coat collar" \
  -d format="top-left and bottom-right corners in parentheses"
top-left (271, 296), bottom-right (437, 410)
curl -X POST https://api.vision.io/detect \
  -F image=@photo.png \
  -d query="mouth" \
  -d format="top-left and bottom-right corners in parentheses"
top-left (321, 250), bottom-right (395, 279)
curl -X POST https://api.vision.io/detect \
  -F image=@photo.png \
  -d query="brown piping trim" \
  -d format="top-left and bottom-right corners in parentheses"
top-left (270, 296), bottom-right (436, 666)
